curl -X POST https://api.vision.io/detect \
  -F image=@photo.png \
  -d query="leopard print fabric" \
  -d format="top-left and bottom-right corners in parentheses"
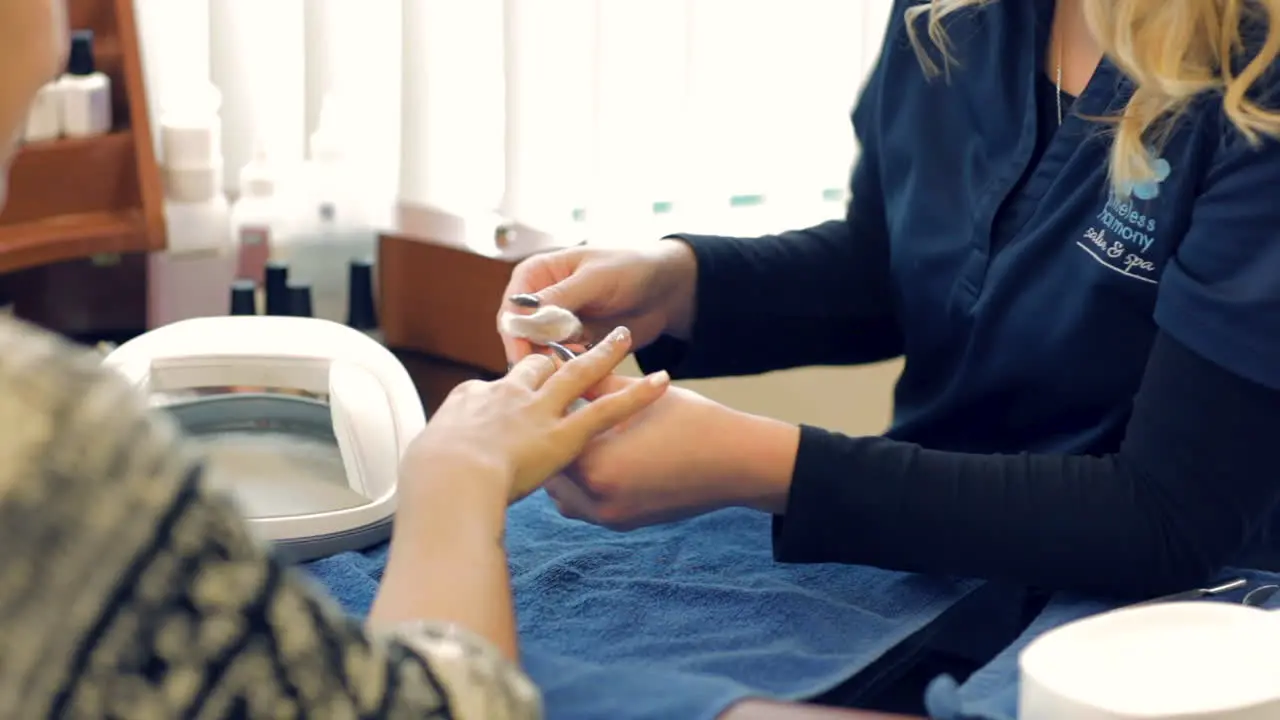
top-left (0, 318), bottom-right (541, 719)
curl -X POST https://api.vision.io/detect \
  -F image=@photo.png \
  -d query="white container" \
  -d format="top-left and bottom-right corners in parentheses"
top-left (60, 30), bottom-right (113, 138)
top-left (282, 95), bottom-right (376, 323)
top-left (161, 121), bottom-right (222, 169)
top-left (23, 82), bottom-right (63, 142)
top-left (1019, 602), bottom-right (1280, 720)
top-left (159, 83), bottom-right (223, 169)
top-left (230, 144), bottom-right (285, 285)
top-left (148, 196), bottom-right (237, 328)
top-left (163, 164), bottom-right (223, 204)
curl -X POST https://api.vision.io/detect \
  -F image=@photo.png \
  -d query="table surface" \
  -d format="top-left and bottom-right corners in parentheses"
top-left (721, 701), bottom-right (919, 720)
top-left (391, 350), bottom-right (926, 720)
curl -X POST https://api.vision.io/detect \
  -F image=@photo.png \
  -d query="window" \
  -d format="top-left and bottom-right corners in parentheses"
top-left (136, 0), bottom-right (895, 242)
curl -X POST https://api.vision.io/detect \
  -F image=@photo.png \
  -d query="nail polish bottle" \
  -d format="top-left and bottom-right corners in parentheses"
top-left (229, 279), bottom-right (257, 316)
top-left (60, 30), bottom-right (113, 138)
top-left (264, 261), bottom-right (290, 316)
top-left (345, 258), bottom-right (381, 342)
top-left (287, 282), bottom-right (314, 318)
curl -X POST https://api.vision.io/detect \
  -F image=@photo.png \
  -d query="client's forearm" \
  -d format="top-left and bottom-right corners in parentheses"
top-left (367, 471), bottom-right (519, 660)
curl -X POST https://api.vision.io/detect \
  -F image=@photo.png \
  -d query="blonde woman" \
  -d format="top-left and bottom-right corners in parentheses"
top-left (501, 0), bottom-right (1280, 600)
top-left (0, 4), bottom-right (680, 718)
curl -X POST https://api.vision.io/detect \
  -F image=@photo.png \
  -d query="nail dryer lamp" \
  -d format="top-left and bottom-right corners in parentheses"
top-left (103, 316), bottom-right (425, 562)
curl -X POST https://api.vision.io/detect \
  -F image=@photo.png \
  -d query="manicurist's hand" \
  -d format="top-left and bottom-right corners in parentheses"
top-left (498, 240), bottom-right (699, 364)
top-left (399, 326), bottom-right (671, 512)
top-left (545, 382), bottom-right (802, 530)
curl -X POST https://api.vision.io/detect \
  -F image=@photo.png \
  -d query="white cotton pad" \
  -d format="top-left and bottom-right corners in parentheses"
top-left (1019, 602), bottom-right (1280, 720)
top-left (499, 305), bottom-right (583, 345)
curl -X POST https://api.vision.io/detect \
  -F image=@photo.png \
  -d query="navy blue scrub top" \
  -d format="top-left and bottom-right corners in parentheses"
top-left (871, 0), bottom-right (1280, 453)
top-left (639, 0), bottom-right (1280, 596)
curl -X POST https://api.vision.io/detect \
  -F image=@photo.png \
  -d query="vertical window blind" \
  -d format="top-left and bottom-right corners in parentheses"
top-left (135, 0), bottom-right (895, 243)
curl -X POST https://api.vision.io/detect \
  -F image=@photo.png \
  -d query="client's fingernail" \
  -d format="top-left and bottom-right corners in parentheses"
top-left (509, 294), bottom-right (541, 308)
top-left (608, 326), bottom-right (631, 344)
top-left (646, 370), bottom-right (670, 387)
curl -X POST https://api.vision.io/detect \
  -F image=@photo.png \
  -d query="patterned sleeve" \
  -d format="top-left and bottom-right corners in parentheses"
top-left (0, 319), bottom-right (541, 720)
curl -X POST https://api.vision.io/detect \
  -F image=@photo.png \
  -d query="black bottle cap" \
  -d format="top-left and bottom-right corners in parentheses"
top-left (229, 279), bottom-right (257, 316)
top-left (67, 30), bottom-right (97, 76)
top-left (346, 258), bottom-right (378, 330)
top-left (287, 282), bottom-right (313, 318)
top-left (264, 261), bottom-right (289, 316)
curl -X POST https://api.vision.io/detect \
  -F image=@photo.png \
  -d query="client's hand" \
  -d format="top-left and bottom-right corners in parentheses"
top-left (546, 384), bottom-right (800, 530)
top-left (402, 326), bottom-right (671, 505)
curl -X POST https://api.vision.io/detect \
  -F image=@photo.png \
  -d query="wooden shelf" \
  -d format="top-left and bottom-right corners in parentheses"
top-left (0, 0), bottom-right (163, 275)
top-left (0, 211), bottom-right (148, 273)
top-left (1, 132), bottom-right (138, 224)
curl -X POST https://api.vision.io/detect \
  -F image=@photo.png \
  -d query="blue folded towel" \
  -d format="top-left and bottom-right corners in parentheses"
top-left (305, 491), bottom-right (983, 720)
top-left (924, 569), bottom-right (1280, 720)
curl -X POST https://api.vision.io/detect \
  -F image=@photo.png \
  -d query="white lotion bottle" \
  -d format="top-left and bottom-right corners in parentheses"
top-left (148, 196), bottom-right (237, 328)
top-left (289, 94), bottom-right (376, 323)
top-left (230, 143), bottom-right (285, 285)
top-left (60, 30), bottom-right (113, 138)
top-left (23, 83), bottom-right (64, 142)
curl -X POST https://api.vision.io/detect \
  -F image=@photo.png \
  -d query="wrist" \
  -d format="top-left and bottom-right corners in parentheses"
top-left (716, 409), bottom-right (800, 515)
top-left (655, 238), bottom-right (698, 341)
top-left (394, 460), bottom-right (511, 544)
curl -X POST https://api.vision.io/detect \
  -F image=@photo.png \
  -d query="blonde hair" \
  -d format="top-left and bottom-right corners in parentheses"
top-left (905, 0), bottom-right (1280, 194)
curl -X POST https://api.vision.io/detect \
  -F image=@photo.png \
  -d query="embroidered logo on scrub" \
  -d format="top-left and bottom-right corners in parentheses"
top-left (1120, 157), bottom-right (1172, 200)
top-left (1079, 193), bottom-right (1164, 285)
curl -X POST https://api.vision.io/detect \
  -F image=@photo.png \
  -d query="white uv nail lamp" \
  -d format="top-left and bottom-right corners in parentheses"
top-left (103, 316), bottom-right (426, 562)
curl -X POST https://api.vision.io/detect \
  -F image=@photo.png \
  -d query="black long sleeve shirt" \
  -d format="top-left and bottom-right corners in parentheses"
top-left (634, 1), bottom-right (1280, 600)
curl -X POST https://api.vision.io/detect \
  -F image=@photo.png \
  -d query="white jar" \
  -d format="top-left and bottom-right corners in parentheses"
top-left (60, 30), bottom-right (113, 138)
top-left (163, 165), bottom-right (223, 204)
top-left (159, 83), bottom-right (223, 168)
top-left (23, 82), bottom-right (63, 142)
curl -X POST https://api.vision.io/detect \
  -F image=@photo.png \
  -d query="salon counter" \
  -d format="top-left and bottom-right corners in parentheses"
top-left (391, 348), bottom-right (927, 720)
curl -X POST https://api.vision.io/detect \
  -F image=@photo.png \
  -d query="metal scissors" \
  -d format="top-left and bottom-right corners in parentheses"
top-left (1128, 577), bottom-right (1248, 607)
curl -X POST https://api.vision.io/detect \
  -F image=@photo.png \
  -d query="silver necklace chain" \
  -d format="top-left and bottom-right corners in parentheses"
top-left (1055, 34), bottom-right (1064, 125)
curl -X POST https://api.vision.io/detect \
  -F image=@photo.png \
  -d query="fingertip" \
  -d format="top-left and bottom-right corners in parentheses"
top-left (573, 326), bottom-right (632, 369)
top-left (603, 325), bottom-right (633, 350)
top-left (630, 371), bottom-right (670, 408)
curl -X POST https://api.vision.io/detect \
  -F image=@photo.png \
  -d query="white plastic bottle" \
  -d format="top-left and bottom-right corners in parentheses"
top-left (23, 82), bottom-right (63, 142)
top-left (230, 143), bottom-right (285, 285)
top-left (147, 197), bottom-right (237, 328)
top-left (158, 83), bottom-right (224, 202)
top-left (287, 94), bottom-right (377, 323)
top-left (60, 30), bottom-right (113, 138)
